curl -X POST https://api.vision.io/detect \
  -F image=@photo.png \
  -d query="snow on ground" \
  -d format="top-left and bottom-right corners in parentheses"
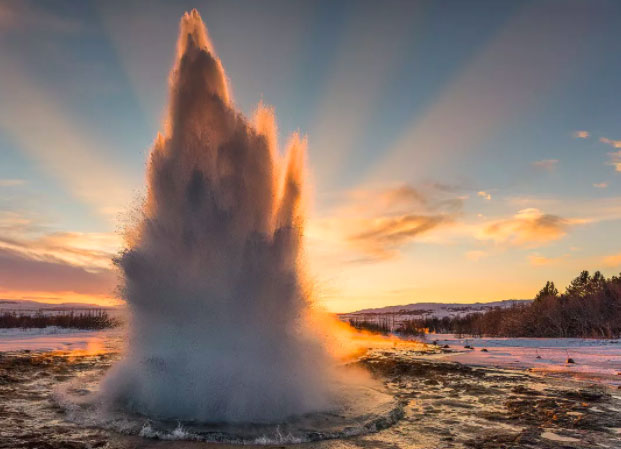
top-left (1, 326), bottom-right (620, 387)
top-left (423, 333), bottom-right (621, 386)
top-left (0, 327), bottom-right (93, 337)
top-left (0, 327), bottom-right (124, 353)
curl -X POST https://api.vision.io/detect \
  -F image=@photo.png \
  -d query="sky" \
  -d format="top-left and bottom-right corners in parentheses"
top-left (1, 0), bottom-right (621, 312)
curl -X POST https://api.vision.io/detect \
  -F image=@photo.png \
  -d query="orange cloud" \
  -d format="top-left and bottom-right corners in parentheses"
top-left (528, 253), bottom-right (566, 266)
top-left (600, 137), bottom-right (621, 149)
top-left (602, 253), bottom-right (621, 268)
top-left (593, 182), bottom-right (608, 189)
top-left (0, 210), bottom-right (39, 234)
top-left (347, 214), bottom-right (452, 260)
top-left (0, 208), bottom-right (121, 271)
top-left (477, 191), bottom-right (492, 200)
top-left (480, 208), bottom-right (583, 247)
top-left (572, 130), bottom-right (590, 139)
top-left (0, 232), bottom-right (121, 271)
top-left (0, 212), bottom-right (122, 305)
top-left (308, 184), bottom-right (461, 262)
top-left (340, 184), bottom-right (451, 216)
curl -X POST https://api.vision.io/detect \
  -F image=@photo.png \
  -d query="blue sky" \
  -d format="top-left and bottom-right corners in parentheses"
top-left (1, 0), bottom-right (621, 311)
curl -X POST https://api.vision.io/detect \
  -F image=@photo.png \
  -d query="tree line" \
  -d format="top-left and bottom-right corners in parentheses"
top-left (348, 270), bottom-right (621, 339)
top-left (396, 271), bottom-right (621, 338)
top-left (0, 309), bottom-right (120, 330)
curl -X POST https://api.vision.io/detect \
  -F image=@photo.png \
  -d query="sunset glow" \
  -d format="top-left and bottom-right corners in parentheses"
top-left (1, 1), bottom-right (621, 313)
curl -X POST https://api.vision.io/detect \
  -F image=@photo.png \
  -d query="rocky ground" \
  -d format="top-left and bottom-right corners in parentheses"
top-left (0, 348), bottom-right (619, 449)
top-left (351, 348), bottom-right (621, 449)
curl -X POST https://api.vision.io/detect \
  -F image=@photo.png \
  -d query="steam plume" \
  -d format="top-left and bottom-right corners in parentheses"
top-left (103, 9), bottom-right (333, 422)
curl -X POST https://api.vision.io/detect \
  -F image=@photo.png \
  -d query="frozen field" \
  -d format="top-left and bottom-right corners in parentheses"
top-left (0, 327), bottom-right (123, 353)
top-left (1, 327), bottom-right (619, 385)
top-left (2, 337), bottom-right (620, 448)
top-left (1, 327), bottom-right (621, 448)
top-left (423, 334), bottom-right (621, 386)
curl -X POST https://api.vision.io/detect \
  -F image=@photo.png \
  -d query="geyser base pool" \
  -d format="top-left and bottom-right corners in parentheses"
top-left (58, 365), bottom-right (404, 445)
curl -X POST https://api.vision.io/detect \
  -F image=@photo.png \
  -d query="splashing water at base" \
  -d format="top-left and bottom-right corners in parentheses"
top-left (57, 365), bottom-right (404, 445)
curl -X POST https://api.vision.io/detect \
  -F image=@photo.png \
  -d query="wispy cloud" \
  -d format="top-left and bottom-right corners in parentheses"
top-left (0, 210), bottom-right (46, 236)
top-left (0, 247), bottom-right (116, 297)
top-left (528, 253), bottom-right (566, 266)
top-left (600, 137), bottom-right (621, 149)
top-left (308, 184), bottom-right (462, 262)
top-left (0, 208), bottom-right (121, 304)
top-left (0, 208), bottom-right (119, 273)
top-left (0, 232), bottom-right (120, 272)
top-left (479, 208), bottom-right (584, 248)
top-left (531, 159), bottom-right (558, 170)
top-left (347, 214), bottom-right (452, 261)
top-left (502, 195), bottom-right (621, 224)
top-left (477, 191), bottom-right (492, 201)
top-left (607, 151), bottom-right (621, 172)
top-left (572, 130), bottom-right (590, 139)
top-left (593, 182), bottom-right (607, 189)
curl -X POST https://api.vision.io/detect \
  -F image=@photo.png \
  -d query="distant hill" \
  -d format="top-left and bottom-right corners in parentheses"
top-left (340, 299), bottom-right (531, 321)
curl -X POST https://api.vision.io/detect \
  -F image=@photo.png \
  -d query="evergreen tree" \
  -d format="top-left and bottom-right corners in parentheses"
top-left (535, 281), bottom-right (558, 301)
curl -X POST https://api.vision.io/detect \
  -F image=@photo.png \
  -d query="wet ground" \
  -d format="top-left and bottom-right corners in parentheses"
top-left (0, 347), bottom-right (620, 449)
top-left (352, 349), bottom-right (621, 448)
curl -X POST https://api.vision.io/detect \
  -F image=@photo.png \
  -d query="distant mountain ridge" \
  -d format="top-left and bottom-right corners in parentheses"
top-left (340, 299), bottom-right (531, 320)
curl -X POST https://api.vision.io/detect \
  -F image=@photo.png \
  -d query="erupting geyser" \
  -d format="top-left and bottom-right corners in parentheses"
top-left (103, 10), bottom-right (335, 423)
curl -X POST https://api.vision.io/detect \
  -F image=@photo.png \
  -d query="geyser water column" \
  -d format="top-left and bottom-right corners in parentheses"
top-left (103, 10), bottom-right (334, 423)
